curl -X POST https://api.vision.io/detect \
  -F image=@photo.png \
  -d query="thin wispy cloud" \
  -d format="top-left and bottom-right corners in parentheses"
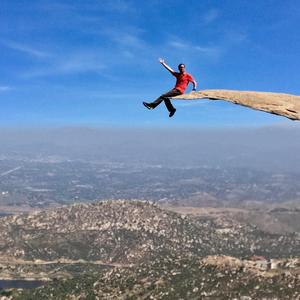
top-left (202, 9), bottom-right (219, 24)
top-left (169, 41), bottom-right (186, 49)
top-left (116, 33), bottom-right (146, 49)
top-left (38, 1), bottom-right (76, 12)
top-left (101, 0), bottom-right (136, 13)
top-left (98, 25), bottom-right (146, 49)
top-left (35, 1), bottom-right (135, 37)
top-left (224, 31), bottom-right (248, 45)
top-left (0, 86), bottom-right (12, 92)
top-left (56, 52), bottom-right (106, 74)
top-left (167, 29), bottom-right (249, 64)
top-left (22, 50), bottom-right (107, 78)
top-left (194, 45), bottom-right (222, 59)
top-left (41, 0), bottom-right (135, 15)
top-left (216, 30), bottom-right (249, 58)
top-left (19, 33), bottom-right (150, 79)
top-left (168, 39), bottom-right (222, 59)
top-left (1, 40), bottom-right (50, 58)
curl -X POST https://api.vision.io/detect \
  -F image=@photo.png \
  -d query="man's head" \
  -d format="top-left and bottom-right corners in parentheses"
top-left (178, 63), bottom-right (186, 74)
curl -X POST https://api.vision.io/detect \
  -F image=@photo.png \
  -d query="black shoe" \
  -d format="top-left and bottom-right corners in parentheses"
top-left (143, 102), bottom-right (154, 110)
top-left (169, 108), bottom-right (176, 117)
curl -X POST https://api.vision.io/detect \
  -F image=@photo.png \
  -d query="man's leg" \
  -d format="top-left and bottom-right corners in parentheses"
top-left (163, 98), bottom-right (175, 112)
top-left (161, 89), bottom-right (182, 116)
top-left (152, 89), bottom-right (182, 111)
top-left (151, 95), bottom-right (165, 108)
top-left (143, 95), bottom-right (164, 109)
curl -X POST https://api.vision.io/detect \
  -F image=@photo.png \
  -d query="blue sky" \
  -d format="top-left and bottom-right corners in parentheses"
top-left (0, 0), bottom-right (300, 127)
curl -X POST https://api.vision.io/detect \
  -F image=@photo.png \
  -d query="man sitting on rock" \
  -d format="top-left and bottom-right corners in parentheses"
top-left (143, 58), bottom-right (197, 117)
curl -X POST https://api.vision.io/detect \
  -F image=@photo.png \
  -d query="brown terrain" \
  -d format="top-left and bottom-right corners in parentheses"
top-left (0, 200), bottom-right (299, 299)
top-left (165, 203), bottom-right (300, 234)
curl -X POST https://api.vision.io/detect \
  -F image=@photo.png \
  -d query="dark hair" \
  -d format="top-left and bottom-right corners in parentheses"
top-left (178, 63), bottom-right (185, 69)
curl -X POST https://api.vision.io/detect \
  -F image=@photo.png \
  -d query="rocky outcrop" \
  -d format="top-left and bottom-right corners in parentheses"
top-left (0, 200), bottom-right (299, 264)
top-left (173, 89), bottom-right (300, 121)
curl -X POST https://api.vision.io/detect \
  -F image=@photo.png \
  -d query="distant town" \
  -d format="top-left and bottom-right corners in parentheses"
top-left (0, 157), bottom-right (300, 212)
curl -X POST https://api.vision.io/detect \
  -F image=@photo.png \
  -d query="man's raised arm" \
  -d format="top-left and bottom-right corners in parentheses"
top-left (159, 58), bottom-right (175, 75)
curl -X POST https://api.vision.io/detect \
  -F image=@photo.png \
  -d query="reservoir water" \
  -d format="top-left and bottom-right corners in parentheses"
top-left (0, 213), bottom-right (11, 217)
top-left (0, 280), bottom-right (46, 289)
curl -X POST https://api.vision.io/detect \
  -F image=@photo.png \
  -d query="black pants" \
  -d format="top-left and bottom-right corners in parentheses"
top-left (152, 88), bottom-right (182, 112)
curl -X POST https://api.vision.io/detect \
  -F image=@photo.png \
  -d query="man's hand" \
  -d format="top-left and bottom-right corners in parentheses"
top-left (158, 58), bottom-right (165, 64)
top-left (158, 58), bottom-right (175, 74)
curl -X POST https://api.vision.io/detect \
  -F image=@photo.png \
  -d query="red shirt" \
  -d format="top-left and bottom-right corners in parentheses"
top-left (173, 72), bottom-right (195, 93)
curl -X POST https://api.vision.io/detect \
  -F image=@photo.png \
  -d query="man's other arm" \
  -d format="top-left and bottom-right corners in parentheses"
top-left (191, 76), bottom-right (197, 91)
